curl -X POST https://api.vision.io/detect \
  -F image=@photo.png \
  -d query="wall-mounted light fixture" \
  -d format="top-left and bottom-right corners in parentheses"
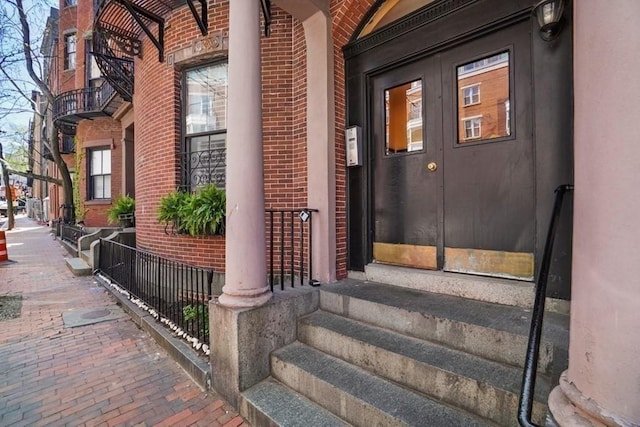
top-left (532, 0), bottom-right (565, 41)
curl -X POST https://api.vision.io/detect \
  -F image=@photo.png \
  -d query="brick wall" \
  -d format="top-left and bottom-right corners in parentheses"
top-left (127, 1), bottom-right (375, 278)
top-left (75, 118), bottom-right (123, 227)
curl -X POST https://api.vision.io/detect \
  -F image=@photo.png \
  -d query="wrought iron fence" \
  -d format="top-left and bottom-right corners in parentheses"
top-left (60, 223), bottom-right (87, 245)
top-left (266, 209), bottom-right (320, 291)
top-left (98, 239), bottom-right (213, 347)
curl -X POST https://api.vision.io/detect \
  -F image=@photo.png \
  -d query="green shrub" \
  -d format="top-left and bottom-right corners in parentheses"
top-left (107, 194), bottom-right (135, 225)
top-left (157, 184), bottom-right (225, 236)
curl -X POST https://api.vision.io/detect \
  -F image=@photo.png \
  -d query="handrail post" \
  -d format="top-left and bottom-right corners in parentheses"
top-left (518, 184), bottom-right (573, 427)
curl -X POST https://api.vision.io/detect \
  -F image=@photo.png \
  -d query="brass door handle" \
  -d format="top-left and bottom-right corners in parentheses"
top-left (426, 162), bottom-right (438, 172)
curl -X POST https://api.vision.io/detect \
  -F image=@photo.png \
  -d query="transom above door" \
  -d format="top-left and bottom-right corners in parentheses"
top-left (371, 20), bottom-right (535, 280)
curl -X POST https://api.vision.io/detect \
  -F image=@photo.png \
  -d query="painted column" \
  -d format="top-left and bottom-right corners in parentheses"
top-left (274, 0), bottom-right (336, 283)
top-left (304, 9), bottom-right (336, 284)
top-left (218, 0), bottom-right (271, 308)
top-left (548, 2), bottom-right (640, 425)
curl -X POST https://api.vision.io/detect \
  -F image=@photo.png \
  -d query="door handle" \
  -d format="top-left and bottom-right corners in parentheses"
top-left (426, 162), bottom-right (438, 172)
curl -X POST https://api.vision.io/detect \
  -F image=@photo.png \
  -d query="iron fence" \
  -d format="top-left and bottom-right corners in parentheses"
top-left (266, 209), bottom-right (320, 291)
top-left (60, 223), bottom-right (87, 245)
top-left (98, 239), bottom-right (213, 347)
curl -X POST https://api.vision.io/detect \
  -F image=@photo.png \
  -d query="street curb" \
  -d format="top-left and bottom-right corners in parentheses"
top-left (94, 275), bottom-right (211, 391)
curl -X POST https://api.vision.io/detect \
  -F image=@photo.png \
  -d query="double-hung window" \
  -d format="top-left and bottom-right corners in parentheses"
top-left (181, 62), bottom-right (228, 191)
top-left (463, 117), bottom-right (482, 140)
top-left (89, 148), bottom-right (111, 199)
top-left (462, 84), bottom-right (480, 106)
top-left (64, 33), bottom-right (76, 70)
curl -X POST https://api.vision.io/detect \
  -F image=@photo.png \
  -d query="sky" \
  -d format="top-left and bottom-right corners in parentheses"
top-left (0, 0), bottom-right (58, 152)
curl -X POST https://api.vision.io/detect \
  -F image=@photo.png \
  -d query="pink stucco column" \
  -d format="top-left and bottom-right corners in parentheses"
top-left (548, 2), bottom-right (640, 425)
top-left (218, 0), bottom-right (271, 308)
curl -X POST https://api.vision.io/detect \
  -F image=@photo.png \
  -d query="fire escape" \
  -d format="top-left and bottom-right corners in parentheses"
top-left (92, 0), bottom-right (272, 101)
top-left (92, 0), bottom-right (212, 102)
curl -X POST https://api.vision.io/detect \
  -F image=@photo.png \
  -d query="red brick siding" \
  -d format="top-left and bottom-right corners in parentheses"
top-left (75, 118), bottom-right (123, 227)
top-left (125, 1), bottom-right (376, 277)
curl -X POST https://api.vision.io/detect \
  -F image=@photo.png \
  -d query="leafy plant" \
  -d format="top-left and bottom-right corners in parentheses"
top-left (157, 184), bottom-right (225, 236)
top-left (107, 194), bottom-right (136, 225)
top-left (183, 304), bottom-right (209, 338)
top-left (157, 190), bottom-right (189, 234)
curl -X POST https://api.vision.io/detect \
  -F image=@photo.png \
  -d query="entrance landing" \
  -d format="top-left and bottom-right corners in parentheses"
top-left (355, 263), bottom-right (570, 314)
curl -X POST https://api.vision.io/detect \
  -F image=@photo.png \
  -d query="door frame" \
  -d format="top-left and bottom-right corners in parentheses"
top-left (344, 0), bottom-right (574, 298)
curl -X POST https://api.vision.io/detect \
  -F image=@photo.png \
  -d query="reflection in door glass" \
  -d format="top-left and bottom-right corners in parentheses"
top-left (385, 80), bottom-right (423, 155)
top-left (457, 52), bottom-right (510, 143)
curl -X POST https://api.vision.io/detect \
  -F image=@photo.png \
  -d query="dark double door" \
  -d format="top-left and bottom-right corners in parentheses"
top-left (371, 21), bottom-right (535, 280)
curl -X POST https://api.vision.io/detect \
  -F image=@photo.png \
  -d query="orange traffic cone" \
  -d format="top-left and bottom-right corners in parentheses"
top-left (0, 230), bottom-right (8, 263)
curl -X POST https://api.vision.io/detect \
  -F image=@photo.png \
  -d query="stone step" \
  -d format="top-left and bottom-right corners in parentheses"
top-left (298, 310), bottom-right (549, 426)
top-left (65, 257), bottom-right (92, 276)
top-left (319, 279), bottom-right (569, 376)
top-left (359, 264), bottom-right (570, 314)
top-left (240, 378), bottom-right (350, 427)
top-left (271, 342), bottom-right (493, 427)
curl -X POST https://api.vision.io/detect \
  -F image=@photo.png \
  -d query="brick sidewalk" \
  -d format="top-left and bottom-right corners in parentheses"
top-left (0, 216), bottom-right (249, 427)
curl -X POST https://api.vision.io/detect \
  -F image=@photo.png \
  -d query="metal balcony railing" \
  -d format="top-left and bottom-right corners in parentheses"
top-left (52, 83), bottom-right (117, 124)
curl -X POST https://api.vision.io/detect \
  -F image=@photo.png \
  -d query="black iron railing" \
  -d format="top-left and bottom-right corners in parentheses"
top-left (52, 83), bottom-right (116, 122)
top-left (266, 209), bottom-right (320, 291)
top-left (179, 145), bottom-right (226, 192)
top-left (92, 18), bottom-right (138, 101)
top-left (60, 223), bottom-right (87, 245)
top-left (60, 134), bottom-right (75, 154)
top-left (518, 184), bottom-right (573, 427)
top-left (98, 239), bottom-right (213, 347)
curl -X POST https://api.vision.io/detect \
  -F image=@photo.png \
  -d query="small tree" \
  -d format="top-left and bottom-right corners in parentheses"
top-left (0, 0), bottom-right (75, 228)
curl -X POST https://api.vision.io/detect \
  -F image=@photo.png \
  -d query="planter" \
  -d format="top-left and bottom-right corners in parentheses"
top-left (118, 213), bottom-right (135, 228)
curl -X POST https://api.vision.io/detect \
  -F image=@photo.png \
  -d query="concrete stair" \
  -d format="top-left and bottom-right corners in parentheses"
top-left (241, 279), bottom-right (569, 427)
top-left (65, 257), bottom-right (92, 276)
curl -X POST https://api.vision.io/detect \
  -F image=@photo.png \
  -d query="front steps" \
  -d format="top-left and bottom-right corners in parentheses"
top-left (241, 279), bottom-right (569, 426)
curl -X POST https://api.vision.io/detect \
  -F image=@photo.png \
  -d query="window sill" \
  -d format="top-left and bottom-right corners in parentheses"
top-left (85, 199), bottom-right (111, 206)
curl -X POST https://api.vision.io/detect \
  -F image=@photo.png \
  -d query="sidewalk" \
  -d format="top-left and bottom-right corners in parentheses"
top-left (0, 216), bottom-right (248, 427)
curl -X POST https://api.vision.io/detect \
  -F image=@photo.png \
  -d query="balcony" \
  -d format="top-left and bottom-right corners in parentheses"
top-left (59, 134), bottom-right (75, 154)
top-left (52, 82), bottom-right (121, 127)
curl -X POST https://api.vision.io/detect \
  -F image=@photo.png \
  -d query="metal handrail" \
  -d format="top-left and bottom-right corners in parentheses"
top-left (518, 184), bottom-right (573, 426)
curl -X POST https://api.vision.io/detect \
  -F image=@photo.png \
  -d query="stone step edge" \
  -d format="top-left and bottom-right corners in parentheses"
top-left (271, 342), bottom-right (490, 427)
top-left (319, 286), bottom-right (556, 374)
top-left (298, 310), bottom-right (549, 426)
top-left (240, 378), bottom-right (350, 427)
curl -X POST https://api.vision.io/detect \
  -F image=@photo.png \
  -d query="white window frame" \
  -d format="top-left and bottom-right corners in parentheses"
top-left (64, 32), bottom-right (76, 70)
top-left (88, 148), bottom-right (111, 200)
top-left (462, 84), bottom-right (481, 106)
top-left (462, 116), bottom-right (482, 140)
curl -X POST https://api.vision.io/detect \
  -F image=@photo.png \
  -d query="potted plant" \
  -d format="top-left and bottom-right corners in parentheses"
top-left (157, 184), bottom-right (225, 236)
top-left (107, 194), bottom-right (136, 228)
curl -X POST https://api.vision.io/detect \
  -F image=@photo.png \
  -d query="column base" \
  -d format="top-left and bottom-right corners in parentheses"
top-left (548, 371), bottom-right (634, 427)
top-left (209, 288), bottom-right (319, 407)
top-left (218, 284), bottom-right (272, 308)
